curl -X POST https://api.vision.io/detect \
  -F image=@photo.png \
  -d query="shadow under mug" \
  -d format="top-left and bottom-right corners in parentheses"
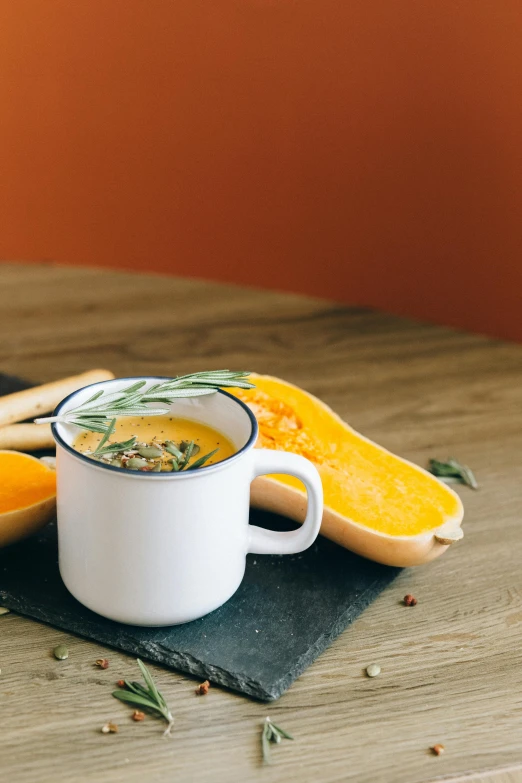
top-left (51, 377), bottom-right (324, 626)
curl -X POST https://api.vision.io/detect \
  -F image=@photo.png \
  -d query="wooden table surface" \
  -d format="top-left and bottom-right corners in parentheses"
top-left (1, 262), bottom-right (522, 783)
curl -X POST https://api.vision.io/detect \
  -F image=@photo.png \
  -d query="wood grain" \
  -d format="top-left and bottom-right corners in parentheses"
top-left (0, 262), bottom-right (521, 783)
top-left (446, 771), bottom-right (522, 783)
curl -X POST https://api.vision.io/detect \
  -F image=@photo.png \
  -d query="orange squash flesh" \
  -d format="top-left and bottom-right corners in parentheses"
top-left (0, 451), bottom-right (56, 547)
top-left (232, 375), bottom-right (464, 567)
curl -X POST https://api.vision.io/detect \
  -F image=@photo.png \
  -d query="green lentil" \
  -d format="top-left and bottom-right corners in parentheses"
top-left (53, 644), bottom-right (69, 660)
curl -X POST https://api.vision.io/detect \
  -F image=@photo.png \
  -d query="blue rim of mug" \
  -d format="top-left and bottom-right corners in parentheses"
top-left (51, 376), bottom-right (259, 477)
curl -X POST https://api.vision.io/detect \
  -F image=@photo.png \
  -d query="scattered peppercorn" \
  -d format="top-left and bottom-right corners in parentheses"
top-left (132, 710), bottom-right (145, 722)
top-left (431, 744), bottom-right (445, 756)
top-left (116, 679), bottom-right (125, 688)
top-left (95, 658), bottom-right (109, 669)
top-left (365, 664), bottom-right (381, 678)
top-left (404, 594), bottom-right (418, 606)
top-left (195, 680), bottom-right (210, 695)
top-left (101, 722), bottom-right (119, 734)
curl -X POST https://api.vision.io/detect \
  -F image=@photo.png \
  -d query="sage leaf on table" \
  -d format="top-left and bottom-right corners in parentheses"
top-left (261, 717), bottom-right (294, 764)
top-left (428, 458), bottom-right (478, 490)
top-left (113, 659), bottom-right (174, 735)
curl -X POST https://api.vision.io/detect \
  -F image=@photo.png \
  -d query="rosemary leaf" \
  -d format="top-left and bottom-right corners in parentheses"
top-left (269, 722), bottom-right (294, 741)
top-left (112, 689), bottom-right (159, 711)
top-left (143, 389), bottom-right (220, 401)
top-left (113, 659), bottom-right (174, 735)
top-left (122, 381), bottom-right (148, 395)
top-left (129, 681), bottom-right (159, 701)
top-left (187, 448), bottom-right (219, 470)
top-left (428, 458), bottom-right (478, 490)
top-left (93, 419), bottom-right (116, 454)
top-left (84, 389), bottom-right (105, 404)
top-left (177, 440), bottom-right (195, 470)
top-left (67, 418), bottom-right (115, 435)
top-left (137, 658), bottom-right (164, 707)
top-left (261, 717), bottom-right (293, 764)
top-left (124, 680), bottom-right (150, 698)
top-left (93, 435), bottom-right (137, 457)
top-left (262, 721), bottom-right (273, 764)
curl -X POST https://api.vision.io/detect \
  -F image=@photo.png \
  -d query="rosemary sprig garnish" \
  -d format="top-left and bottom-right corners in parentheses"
top-left (166, 441), bottom-right (217, 471)
top-left (261, 717), bottom-right (294, 764)
top-left (93, 419), bottom-right (117, 454)
top-left (113, 659), bottom-right (174, 735)
top-left (428, 458), bottom-right (478, 490)
top-left (177, 439), bottom-right (195, 470)
top-left (93, 436), bottom-right (138, 457)
top-left (187, 448), bottom-right (219, 470)
top-left (35, 370), bottom-right (254, 435)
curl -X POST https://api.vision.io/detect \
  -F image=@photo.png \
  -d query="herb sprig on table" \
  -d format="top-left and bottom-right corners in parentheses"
top-left (113, 659), bottom-right (174, 735)
top-left (428, 458), bottom-right (478, 490)
top-left (262, 717), bottom-right (294, 763)
top-left (111, 660), bottom-right (296, 757)
top-left (34, 370), bottom-right (254, 435)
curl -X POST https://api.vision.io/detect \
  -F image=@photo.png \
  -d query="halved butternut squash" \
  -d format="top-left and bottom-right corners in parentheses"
top-left (0, 451), bottom-right (56, 547)
top-left (232, 375), bottom-right (464, 567)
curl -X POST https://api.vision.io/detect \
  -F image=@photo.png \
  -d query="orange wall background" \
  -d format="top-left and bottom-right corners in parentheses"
top-left (1, 1), bottom-right (522, 341)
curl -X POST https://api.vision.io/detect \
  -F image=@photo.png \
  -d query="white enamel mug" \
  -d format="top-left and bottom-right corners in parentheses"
top-left (51, 377), bottom-right (323, 626)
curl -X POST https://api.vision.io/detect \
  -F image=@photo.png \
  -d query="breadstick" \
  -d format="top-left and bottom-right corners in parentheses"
top-left (0, 369), bottom-right (114, 427)
top-left (0, 423), bottom-right (54, 451)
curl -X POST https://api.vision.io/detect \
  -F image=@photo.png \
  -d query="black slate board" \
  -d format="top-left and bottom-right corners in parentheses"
top-left (0, 372), bottom-right (401, 700)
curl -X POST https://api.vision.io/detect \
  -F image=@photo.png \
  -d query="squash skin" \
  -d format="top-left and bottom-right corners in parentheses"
top-left (251, 475), bottom-right (462, 567)
top-left (0, 451), bottom-right (56, 548)
top-left (0, 496), bottom-right (56, 548)
top-left (242, 375), bottom-right (464, 567)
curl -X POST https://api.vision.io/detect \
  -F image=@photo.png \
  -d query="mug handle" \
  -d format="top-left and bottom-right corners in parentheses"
top-left (247, 449), bottom-right (323, 555)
